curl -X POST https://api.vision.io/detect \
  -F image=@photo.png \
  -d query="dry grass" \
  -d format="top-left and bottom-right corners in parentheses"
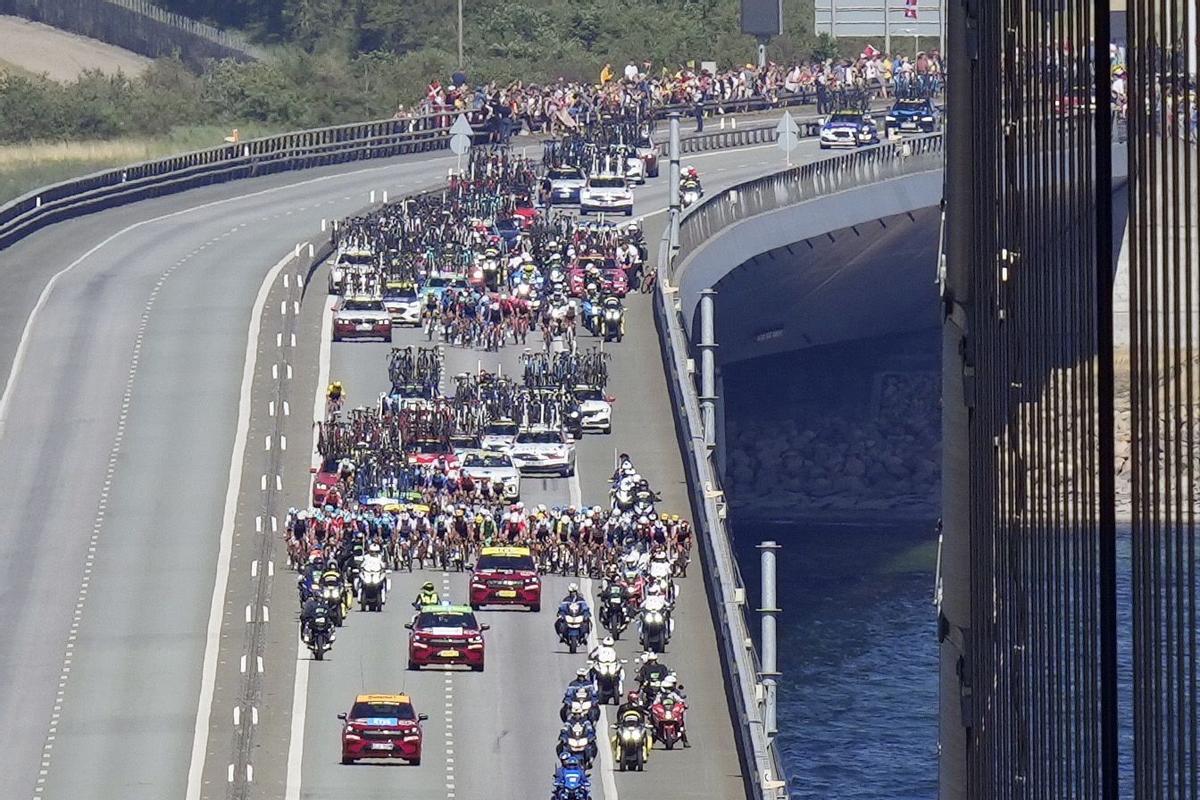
top-left (0, 124), bottom-right (282, 205)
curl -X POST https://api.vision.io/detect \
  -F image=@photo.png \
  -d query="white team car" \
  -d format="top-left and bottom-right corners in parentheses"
top-left (623, 155), bottom-right (646, 185)
top-left (579, 174), bottom-right (634, 217)
top-left (383, 282), bottom-right (422, 326)
top-left (480, 418), bottom-right (520, 451)
top-left (573, 385), bottom-right (613, 434)
top-left (332, 295), bottom-right (392, 342)
top-left (458, 450), bottom-right (521, 500)
top-left (328, 246), bottom-right (375, 294)
top-left (508, 426), bottom-right (576, 477)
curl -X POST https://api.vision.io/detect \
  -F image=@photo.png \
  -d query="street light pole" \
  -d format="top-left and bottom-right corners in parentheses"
top-left (457, 0), bottom-right (464, 70)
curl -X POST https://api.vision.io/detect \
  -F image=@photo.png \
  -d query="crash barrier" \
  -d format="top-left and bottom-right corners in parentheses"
top-left (652, 226), bottom-right (788, 800)
top-left (0, 113), bottom-right (466, 250)
top-left (0, 0), bottom-right (264, 65)
top-left (675, 132), bottom-right (946, 270)
top-left (680, 121), bottom-right (822, 154)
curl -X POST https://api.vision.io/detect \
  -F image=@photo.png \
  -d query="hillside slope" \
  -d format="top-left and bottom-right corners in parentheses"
top-left (0, 15), bottom-right (151, 81)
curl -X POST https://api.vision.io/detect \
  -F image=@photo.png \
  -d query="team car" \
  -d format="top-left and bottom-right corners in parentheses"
top-left (635, 133), bottom-right (661, 177)
top-left (406, 604), bottom-right (490, 671)
top-left (569, 256), bottom-right (630, 298)
top-left (405, 438), bottom-right (460, 470)
top-left (422, 274), bottom-right (470, 303)
top-left (332, 295), bottom-right (392, 342)
top-left (339, 693), bottom-right (427, 765)
top-left (382, 280), bottom-right (422, 326)
top-left (573, 385), bottom-right (614, 434)
top-left (508, 426), bottom-right (576, 477)
top-left (480, 418), bottom-right (520, 451)
top-left (458, 449), bottom-right (521, 500)
top-left (819, 110), bottom-right (881, 149)
top-left (545, 165), bottom-right (587, 205)
top-left (580, 174), bottom-right (634, 216)
top-left (311, 456), bottom-right (341, 506)
top-left (469, 545), bottom-right (542, 611)
top-left (884, 97), bottom-right (941, 135)
top-left (328, 246), bottom-right (375, 294)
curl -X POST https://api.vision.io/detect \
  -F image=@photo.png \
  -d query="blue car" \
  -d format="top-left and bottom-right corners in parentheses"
top-left (884, 97), bottom-right (940, 135)
top-left (819, 110), bottom-right (880, 150)
top-left (421, 274), bottom-right (469, 303)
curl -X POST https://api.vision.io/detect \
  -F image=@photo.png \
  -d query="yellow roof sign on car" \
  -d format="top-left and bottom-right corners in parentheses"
top-left (480, 545), bottom-right (531, 557)
top-left (356, 693), bottom-right (411, 704)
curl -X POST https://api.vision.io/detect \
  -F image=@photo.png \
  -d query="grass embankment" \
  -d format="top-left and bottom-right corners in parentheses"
top-left (0, 124), bottom-right (280, 205)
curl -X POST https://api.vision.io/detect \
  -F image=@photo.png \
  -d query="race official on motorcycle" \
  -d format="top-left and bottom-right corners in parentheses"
top-left (636, 651), bottom-right (670, 690)
top-left (589, 635), bottom-right (618, 666)
top-left (412, 581), bottom-right (440, 609)
top-left (555, 584), bottom-right (592, 639)
top-left (659, 674), bottom-right (690, 747)
top-left (567, 666), bottom-right (595, 694)
top-left (299, 595), bottom-right (334, 644)
top-left (616, 690), bottom-right (650, 726)
top-left (360, 543), bottom-right (386, 575)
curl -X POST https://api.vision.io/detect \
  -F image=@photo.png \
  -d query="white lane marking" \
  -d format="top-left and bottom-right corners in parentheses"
top-left (284, 294), bottom-right (335, 800)
top-left (184, 248), bottom-right (296, 800)
top-left (0, 155), bottom-right (457, 440)
top-left (573, 464), bottom-right (620, 800)
top-left (233, 706), bottom-right (241, 726)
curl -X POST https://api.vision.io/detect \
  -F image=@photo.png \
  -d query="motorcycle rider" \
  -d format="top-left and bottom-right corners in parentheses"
top-left (412, 580), bottom-right (440, 609)
top-left (358, 542), bottom-right (388, 601)
top-left (555, 583), bottom-right (592, 639)
top-left (567, 666), bottom-right (595, 696)
top-left (299, 594), bottom-right (335, 644)
top-left (616, 689), bottom-right (650, 727)
top-left (657, 674), bottom-right (691, 747)
top-left (636, 651), bottom-right (671, 701)
top-left (589, 635), bottom-right (618, 666)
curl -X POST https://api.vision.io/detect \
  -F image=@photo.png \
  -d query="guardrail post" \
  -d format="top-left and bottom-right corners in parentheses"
top-left (669, 112), bottom-right (681, 252)
top-left (758, 541), bottom-right (781, 742)
top-left (699, 288), bottom-right (717, 450)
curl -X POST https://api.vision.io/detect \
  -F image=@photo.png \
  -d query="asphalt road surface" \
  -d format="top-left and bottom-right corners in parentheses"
top-left (0, 135), bottom-right (824, 800)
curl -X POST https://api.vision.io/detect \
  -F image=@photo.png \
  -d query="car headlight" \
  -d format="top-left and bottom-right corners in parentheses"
top-left (921, 115), bottom-right (935, 121)
top-left (885, 115), bottom-right (897, 121)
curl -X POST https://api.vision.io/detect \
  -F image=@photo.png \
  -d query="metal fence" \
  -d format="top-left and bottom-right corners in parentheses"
top-left (1125, 1), bottom-right (1200, 797)
top-left (103, 0), bottom-right (266, 59)
top-left (675, 133), bottom-right (944, 268)
top-left (653, 225), bottom-right (788, 800)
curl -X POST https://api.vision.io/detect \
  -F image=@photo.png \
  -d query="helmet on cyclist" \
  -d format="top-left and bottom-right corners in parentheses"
top-left (422, 581), bottom-right (435, 592)
top-left (603, 636), bottom-right (614, 646)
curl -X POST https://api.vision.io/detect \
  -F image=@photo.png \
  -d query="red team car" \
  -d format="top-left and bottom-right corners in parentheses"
top-left (339, 693), bottom-right (427, 765)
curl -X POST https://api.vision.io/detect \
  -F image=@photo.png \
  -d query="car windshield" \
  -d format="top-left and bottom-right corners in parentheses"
top-left (831, 111), bottom-right (861, 121)
top-left (516, 430), bottom-right (563, 444)
top-left (896, 99), bottom-right (928, 110)
top-left (350, 702), bottom-right (416, 720)
top-left (409, 440), bottom-right (449, 454)
top-left (496, 219), bottom-right (519, 230)
top-left (589, 177), bottom-right (625, 189)
top-left (450, 436), bottom-right (480, 448)
top-left (319, 457), bottom-right (340, 474)
top-left (549, 168), bottom-right (583, 181)
top-left (384, 287), bottom-right (417, 300)
top-left (476, 554), bottom-right (536, 572)
top-left (463, 453), bottom-right (513, 468)
top-left (392, 385), bottom-right (426, 398)
top-left (485, 422), bottom-right (519, 436)
top-left (426, 277), bottom-right (449, 288)
top-left (342, 300), bottom-right (383, 311)
top-left (338, 252), bottom-right (374, 265)
top-left (415, 611), bottom-right (477, 629)
top-left (574, 388), bottom-right (603, 401)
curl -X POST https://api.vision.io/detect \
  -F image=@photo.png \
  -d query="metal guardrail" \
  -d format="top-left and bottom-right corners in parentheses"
top-left (104, 0), bottom-right (266, 59)
top-left (0, 113), bottom-right (459, 249)
top-left (653, 132), bottom-right (946, 800)
top-left (675, 132), bottom-right (945, 268)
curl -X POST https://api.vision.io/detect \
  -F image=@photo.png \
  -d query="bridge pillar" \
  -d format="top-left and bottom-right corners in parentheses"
top-left (698, 289), bottom-right (717, 450)
top-left (758, 540), bottom-right (781, 740)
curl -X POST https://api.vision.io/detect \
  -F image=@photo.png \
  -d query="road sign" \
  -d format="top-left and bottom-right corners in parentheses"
top-left (449, 113), bottom-right (473, 168)
top-left (775, 110), bottom-right (800, 166)
top-left (449, 134), bottom-right (471, 155)
top-left (450, 114), bottom-right (474, 137)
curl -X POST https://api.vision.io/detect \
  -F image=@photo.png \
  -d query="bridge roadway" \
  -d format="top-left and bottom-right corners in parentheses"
top-left (0, 136), bottom-right (821, 799)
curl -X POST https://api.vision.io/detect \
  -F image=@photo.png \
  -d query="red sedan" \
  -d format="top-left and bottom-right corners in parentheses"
top-left (339, 693), bottom-right (427, 765)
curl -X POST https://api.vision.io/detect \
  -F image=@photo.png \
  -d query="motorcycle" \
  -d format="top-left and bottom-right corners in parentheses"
top-left (598, 586), bottom-right (629, 639)
top-left (650, 696), bottom-right (687, 750)
top-left (557, 602), bottom-right (590, 654)
top-left (592, 657), bottom-right (625, 705)
top-left (680, 182), bottom-right (703, 209)
top-left (560, 686), bottom-right (600, 724)
top-left (601, 306), bottom-right (623, 343)
top-left (611, 716), bottom-right (650, 771)
top-left (358, 566), bottom-right (388, 612)
top-left (321, 582), bottom-right (347, 627)
top-left (639, 605), bottom-right (669, 653)
top-left (556, 720), bottom-right (597, 770)
top-left (552, 761), bottom-right (591, 800)
top-left (307, 606), bottom-right (334, 661)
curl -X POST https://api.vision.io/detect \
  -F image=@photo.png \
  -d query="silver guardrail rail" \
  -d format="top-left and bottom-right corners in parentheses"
top-left (675, 132), bottom-right (945, 268)
top-left (653, 132), bottom-right (945, 800)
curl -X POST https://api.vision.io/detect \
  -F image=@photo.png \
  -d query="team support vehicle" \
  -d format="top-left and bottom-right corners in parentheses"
top-left (311, 456), bottom-right (342, 506)
top-left (480, 417), bottom-right (520, 451)
top-left (328, 246), bottom-right (374, 294)
top-left (469, 545), bottom-right (542, 611)
top-left (579, 174), bottom-right (634, 217)
top-left (332, 295), bottom-right (392, 342)
top-left (382, 280), bottom-right (422, 326)
top-left (884, 97), bottom-right (940, 135)
top-left (406, 604), bottom-right (490, 671)
top-left (573, 385), bottom-right (614, 434)
top-left (819, 109), bottom-right (880, 149)
top-left (458, 449), bottom-right (522, 500)
top-left (339, 693), bottom-right (427, 765)
top-left (545, 165), bottom-right (587, 205)
top-left (508, 425), bottom-right (577, 477)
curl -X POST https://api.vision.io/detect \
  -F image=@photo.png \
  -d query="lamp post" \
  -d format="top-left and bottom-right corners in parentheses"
top-left (457, 0), bottom-right (464, 70)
